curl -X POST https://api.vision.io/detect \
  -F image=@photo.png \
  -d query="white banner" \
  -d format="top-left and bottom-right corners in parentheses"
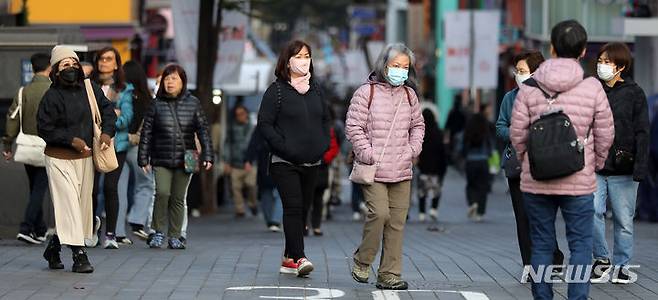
top-left (172, 0), bottom-right (247, 87)
top-left (444, 11), bottom-right (471, 88)
top-left (443, 10), bottom-right (500, 89)
top-left (472, 10), bottom-right (500, 89)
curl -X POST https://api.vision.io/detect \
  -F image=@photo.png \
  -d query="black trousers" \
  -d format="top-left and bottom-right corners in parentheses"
top-left (508, 177), bottom-right (564, 266)
top-left (270, 163), bottom-right (318, 261)
top-left (93, 151), bottom-right (127, 234)
top-left (465, 160), bottom-right (491, 215)
top-left (20, 165), bottom-right (49, 236)
top-left (307, 164), bottom-right (329, 230)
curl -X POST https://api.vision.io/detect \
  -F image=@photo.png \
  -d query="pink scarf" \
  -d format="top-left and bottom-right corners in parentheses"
top-left (290, 72), bottom-right (311, 94)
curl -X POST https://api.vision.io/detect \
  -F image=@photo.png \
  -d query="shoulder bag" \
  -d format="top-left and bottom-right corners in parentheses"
top-left (85, 79), bottom-right (119, 173)
top-left (12, 87), bottom-right (47, 167)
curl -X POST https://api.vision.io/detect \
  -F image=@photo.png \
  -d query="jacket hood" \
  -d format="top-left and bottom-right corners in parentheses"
top-left (532, 58), bottom-right (585, 93)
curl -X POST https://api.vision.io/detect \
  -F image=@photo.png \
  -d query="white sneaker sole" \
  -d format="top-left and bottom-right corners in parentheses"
top-left (611, 278), bottom-right (631, 284)
top-left (17, 233), bottom-right (41, 245)
top-left (297, 262), bottom-right (314, 277)
top-left (279, 266), bottom-right (297, 275)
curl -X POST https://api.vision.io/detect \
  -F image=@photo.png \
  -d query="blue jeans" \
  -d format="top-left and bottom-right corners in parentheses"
top-left (260, 187), bottom-right (283, 226)
top-left (124, 146), bottom-right (155, 229)
top-left (524, 193), bottom-right (593, 300)
top-left (593, 175), bottom-right (638, 267)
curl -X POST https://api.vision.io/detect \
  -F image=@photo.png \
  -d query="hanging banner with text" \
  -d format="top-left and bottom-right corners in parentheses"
top-left (172, 0), bottom-right (248, 87)
top-left (443, 10), bottom-right (500, 89)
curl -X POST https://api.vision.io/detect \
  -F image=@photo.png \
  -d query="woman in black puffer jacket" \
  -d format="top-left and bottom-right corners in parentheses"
top-left (138, 64), bottom-right (213, 250)
top-left (591, 42), bottom-right (650, 282)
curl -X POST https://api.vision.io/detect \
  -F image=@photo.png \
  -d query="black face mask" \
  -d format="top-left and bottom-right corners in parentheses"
top-left (59, 67), bottom-right (79, 84)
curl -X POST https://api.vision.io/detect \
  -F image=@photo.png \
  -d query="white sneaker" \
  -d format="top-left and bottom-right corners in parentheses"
top-left (467, 203), bottom-right (478, 219)
top-left (473, 214), bottom-right (483, 223)
top-left (296, 258), bottom-right (314, 277)
top-left (90, 216), bottom-right (101, 247)
top-left (352, 212), bottom-right (362, 221)
top-left (429, 208), bottom-right (438, 221)
top-left (418, 213), bottom-right (426, 222)
top-left (104, 237), bottom-right (119, 249)
top-left (191, 209), bottom-right (201, 218)
top-left (268, 225), bottom-right (281, 232)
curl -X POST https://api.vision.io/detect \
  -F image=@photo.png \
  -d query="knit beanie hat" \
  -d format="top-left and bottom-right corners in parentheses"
top-left (50, 45), bottom-right (79, 66)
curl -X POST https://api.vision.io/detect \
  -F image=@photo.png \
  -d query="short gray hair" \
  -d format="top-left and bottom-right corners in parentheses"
top-left (372, 43), bottom-right (417, 86)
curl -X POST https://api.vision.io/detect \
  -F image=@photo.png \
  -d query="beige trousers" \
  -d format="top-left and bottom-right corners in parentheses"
top-left (44, 156), bottom-right (94, 246)
top-left (230, 167), bottom-right (258, 214)
top-left (354, 180), bottom-right (411, 276)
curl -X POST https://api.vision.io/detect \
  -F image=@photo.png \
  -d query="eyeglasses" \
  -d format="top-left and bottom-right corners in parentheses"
top-left (514, 69), bottom-right (530, 75)
top-left (99, 56), bottom-right (115, 63)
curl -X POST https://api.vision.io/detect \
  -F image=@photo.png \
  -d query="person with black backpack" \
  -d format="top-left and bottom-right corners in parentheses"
top-left (590, 42), bottom-right (650, 284)
top-left (496, 50), bottom-right (564, 278)
top-left (510, 20), bottom-right (614, 299)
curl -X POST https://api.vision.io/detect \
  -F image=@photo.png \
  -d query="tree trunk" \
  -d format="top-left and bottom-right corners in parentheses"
top-left (196, 0), bottom-right (223, 215)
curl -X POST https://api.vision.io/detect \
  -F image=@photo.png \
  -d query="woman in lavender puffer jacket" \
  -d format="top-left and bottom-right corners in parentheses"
top-left (346, 43), bottom-right (424, 290)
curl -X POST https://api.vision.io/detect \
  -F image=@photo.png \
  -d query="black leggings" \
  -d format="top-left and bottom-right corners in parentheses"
top-left (270, 163), bottom-right (318, 261)
top-left (307, 164), bottom-right (329, 230)
top-left (93, 151), bottom-right (127, 235)
top-left (508, 177), bottom-right (564, 266)
top-left (465, 160), bottom-right (491, 215)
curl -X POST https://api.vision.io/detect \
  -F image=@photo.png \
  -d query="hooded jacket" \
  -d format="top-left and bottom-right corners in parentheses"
top-left (510, 58), bottom-right (615, 195)
top-left (346, 76), bottom-right (425, 183)
top-left (596, 77), bottom-right (650, 181)
top-left (38, 80), bottom-right (116, 160)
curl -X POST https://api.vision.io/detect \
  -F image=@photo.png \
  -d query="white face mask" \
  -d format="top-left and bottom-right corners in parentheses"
top-left (597, 63), bottom-right (619, 82)
top-left (515, 73), bottom-right (532, 87)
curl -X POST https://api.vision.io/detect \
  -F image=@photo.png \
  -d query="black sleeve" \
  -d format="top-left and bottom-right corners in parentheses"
top-left (257, 84), bottom-right (286, 154)
top-left (245, 128), bottom-right (261, 164)
top-left (194, 98), bottom-right (214, 163)
top-left (93, 84), bottom-right (117, 137)
top-left (138, 102), bottom-right (156, 167)
top-left (633, 87), bottom-right (650, 181)
top-left (37, 89), bottom-right (74, 147)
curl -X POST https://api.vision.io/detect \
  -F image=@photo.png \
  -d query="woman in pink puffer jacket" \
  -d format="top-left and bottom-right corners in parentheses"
top-left (346, 43), bottom-right (424, 290)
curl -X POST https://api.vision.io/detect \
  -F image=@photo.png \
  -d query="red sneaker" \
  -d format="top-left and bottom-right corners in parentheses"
top-left (296, 258), bottom-right (314, 277)
top-left (280, 258), bottom-right (298, 274)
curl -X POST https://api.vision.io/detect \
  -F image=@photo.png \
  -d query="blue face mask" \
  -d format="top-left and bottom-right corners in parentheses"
top-left (387, 67), bottom-right (408, 86)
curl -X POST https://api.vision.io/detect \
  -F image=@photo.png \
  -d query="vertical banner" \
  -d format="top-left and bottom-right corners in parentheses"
top-left (172, 0), bottom-right (247, 87)
top-left (443, 11), bottom-right (470, 88)
top-left (472, 10), bottom-right (500, 89)
top-left (443, 10), bottom-right (500, 89)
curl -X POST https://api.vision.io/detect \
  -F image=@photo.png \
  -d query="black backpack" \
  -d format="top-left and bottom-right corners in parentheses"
top-left (525, 79), bottom-right (592, 181)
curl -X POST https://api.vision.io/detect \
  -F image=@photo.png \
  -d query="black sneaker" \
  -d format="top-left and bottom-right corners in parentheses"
top-left (130, 223), bottom-right (149, 240)
top-left (249, 206), bottom-right (259, 216)
top-left (612, 267), bottom-right (632, 284)
top-left (71, 248), bottom-right (94, 273)
top-left (590, 258), bottom-right (612, 284)
top-left (17, 232), bottom-right (42, 245)
top-left (43, 235), bottom-right (64, 270)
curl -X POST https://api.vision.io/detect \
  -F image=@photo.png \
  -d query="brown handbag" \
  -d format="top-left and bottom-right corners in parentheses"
top-left (84, 79), bottom-right (119, 173)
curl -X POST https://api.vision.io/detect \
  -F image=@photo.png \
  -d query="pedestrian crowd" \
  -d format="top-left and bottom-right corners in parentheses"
top-left (2, 19), bottom-right (658, 300)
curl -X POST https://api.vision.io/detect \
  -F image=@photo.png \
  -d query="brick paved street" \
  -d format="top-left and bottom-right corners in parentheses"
top-left (1, 170), bottom-right (658, 300)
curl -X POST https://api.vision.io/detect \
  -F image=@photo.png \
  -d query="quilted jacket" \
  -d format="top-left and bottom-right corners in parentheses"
top-left (510, 58), bottom-right (615, 195)
top-left (138, 92), bottom-right (213, 168)
top-left (345, 77), bottom-right (425, 183)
